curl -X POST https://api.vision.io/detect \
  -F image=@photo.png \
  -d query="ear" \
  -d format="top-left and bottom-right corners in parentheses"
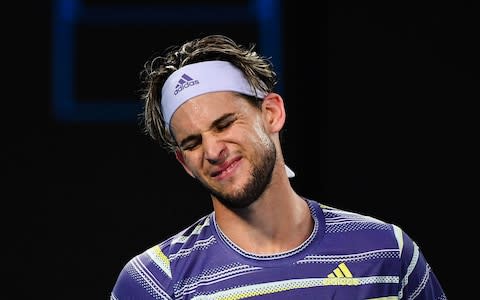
top-left (175, 149), bottom-right (196, 178)
top-left (261, 93), bottom-right (286, 133)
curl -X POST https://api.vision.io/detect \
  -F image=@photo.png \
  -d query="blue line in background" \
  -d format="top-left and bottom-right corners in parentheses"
top-left (52, 0), bottom-right (283, 123)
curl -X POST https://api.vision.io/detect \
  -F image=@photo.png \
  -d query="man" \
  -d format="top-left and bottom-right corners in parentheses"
top-left (111, 34), bottom-right (446, 299)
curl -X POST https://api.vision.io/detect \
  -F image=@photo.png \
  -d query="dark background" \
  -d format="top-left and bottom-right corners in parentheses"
top-left (6, 0), bottom-right (476, 299)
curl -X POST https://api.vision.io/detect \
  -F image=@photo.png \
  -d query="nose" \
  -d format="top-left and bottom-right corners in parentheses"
top-left (203, 134), bottom-right (227, 165)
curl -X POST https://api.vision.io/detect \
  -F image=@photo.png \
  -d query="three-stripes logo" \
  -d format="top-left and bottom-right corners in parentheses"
top-left (174, 74), bottom-right (199, 95)
top-left (324, 263), bottom-right (360, 286)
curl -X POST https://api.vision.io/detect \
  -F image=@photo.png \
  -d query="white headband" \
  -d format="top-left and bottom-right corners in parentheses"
top-left (161, 60), bottom-right (266, 127)
top-left (160, 60), bottom-right (295, 178)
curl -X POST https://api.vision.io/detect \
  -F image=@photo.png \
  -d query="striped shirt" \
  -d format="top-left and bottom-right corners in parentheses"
top-left (111, 199), bottom-right (446, 299)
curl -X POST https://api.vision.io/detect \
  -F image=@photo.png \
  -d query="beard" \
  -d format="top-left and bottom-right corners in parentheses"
top-left (201, 138), bottom-right (277, 209)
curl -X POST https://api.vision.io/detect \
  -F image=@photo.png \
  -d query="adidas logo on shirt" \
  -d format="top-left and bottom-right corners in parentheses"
top-left (324, 263), bottom-right (360, 286)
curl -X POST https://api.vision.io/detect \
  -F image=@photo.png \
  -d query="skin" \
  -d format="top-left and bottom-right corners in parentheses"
top-left (170, 91), bottom-right (314, 255)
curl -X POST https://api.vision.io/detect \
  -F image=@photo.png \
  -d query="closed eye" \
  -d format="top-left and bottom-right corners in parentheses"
top-left (179, 136), bottom-right (201, 151)
top-left (178, 113), bottom-right (238, 151)
top-left (215, 119), bottom-right (234, 131)
top-left (212, 113), bottom-right (237, 132)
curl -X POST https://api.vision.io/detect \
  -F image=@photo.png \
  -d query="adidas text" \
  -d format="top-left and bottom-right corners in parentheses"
top-left (174, 80), bottom-right (200, 95)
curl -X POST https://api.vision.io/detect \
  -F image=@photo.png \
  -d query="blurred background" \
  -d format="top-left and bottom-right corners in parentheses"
top-left (6, 0), bottom-right (477, 299)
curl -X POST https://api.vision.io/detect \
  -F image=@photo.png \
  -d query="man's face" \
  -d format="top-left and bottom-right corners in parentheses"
top-left (170, 92), bottom-right (276, 208)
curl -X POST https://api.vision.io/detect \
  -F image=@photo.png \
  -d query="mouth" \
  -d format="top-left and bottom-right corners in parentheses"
top-left (211, 158), bottom-right (241, 179)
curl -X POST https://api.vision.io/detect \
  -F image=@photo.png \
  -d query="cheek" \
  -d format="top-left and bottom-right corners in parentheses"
top-left (251, 119), bottom-right (271, 149)
top-left (182, 152), bottom-right (202, 168)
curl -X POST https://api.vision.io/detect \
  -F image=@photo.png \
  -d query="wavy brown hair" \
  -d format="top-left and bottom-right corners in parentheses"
top-left (139, 34), bottom-right (278, 153)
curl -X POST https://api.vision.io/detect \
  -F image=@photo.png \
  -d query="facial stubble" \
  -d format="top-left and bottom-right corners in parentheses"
top-left (202, 137), bottom-right (276, 209)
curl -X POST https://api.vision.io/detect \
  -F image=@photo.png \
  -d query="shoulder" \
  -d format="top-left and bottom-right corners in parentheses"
top-left (159, 213), bottom-right (214, 255)
top-left (320, 202), bottom-right (390, 225)
top-left (317, 202), bottom-right (396, 234)
top-left (310, 200), bottom-right (403, 251)
top-left (111, 214), bottom-right (214, 299)
top-left (311, 201), bottom-right (447, 298)
top-left (318, 203), bottom-right (417, 255)
top-left (142, 213), bottom-right (215, 272)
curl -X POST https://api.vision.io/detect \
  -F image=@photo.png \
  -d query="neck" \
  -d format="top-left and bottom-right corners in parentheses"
top-left (212, 172), bottom-right (313, 255)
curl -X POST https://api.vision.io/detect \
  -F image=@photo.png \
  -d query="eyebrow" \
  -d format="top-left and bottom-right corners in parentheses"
top-left (178, 113), bottom-right (237, 149)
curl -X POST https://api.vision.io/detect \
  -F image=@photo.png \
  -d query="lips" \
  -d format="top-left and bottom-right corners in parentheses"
top-left (211, 157), bottom-right (241, 178)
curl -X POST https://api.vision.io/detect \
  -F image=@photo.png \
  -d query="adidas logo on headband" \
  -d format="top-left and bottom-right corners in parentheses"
top-left (174, 74), bottom-right (199, 96)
